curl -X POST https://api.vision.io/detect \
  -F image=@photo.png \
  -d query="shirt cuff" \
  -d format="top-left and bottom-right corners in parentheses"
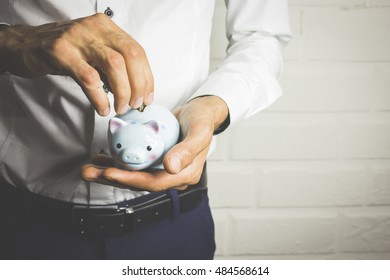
top-left (189, 69), bottom-right (283, 127)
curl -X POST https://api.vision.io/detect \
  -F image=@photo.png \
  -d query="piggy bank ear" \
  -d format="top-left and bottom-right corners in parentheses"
top-left (145, 120), bottom-right (159, 133)
top-left (109, 117), bottom-right (128, 134)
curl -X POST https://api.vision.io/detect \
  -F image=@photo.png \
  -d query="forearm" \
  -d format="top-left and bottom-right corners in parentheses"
top-left (0, 24), bottom-right (32, 76)
top-left (0, 15), bottom-right (154, 115)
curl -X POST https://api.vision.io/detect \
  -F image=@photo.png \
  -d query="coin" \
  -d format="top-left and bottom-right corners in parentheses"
top-left (137, 104), bottom-right (146, 112)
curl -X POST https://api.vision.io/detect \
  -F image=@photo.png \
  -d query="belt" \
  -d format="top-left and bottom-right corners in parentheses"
top-left (0, 171), bottom-right (207, 237)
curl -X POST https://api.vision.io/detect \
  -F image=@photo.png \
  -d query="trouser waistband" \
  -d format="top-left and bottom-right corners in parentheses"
top-left (0, 167), bottom-right (208, 237)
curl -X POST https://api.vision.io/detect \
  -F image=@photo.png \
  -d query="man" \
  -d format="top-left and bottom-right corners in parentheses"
top-left (0, 0), bottom-right (291, 259)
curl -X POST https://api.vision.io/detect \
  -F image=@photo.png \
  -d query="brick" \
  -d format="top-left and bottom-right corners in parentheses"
top-left (275, 62), bottom-right (375, 112)
top-left (231, 114), bottom-right (340, 160)
top-left (232, 114), bottom-right (390, 160)
top-left (366, 162), bottom-right (390, 206)
top-left (215, 252), bottom-right (390, 260)
top-left (369, 0), bottom-right (390, 6)
top-left (304, 8), bottom-right (390, 61)
top-left (289, 0), bottom-right (367, 6)
top-left (289, 0), bottom-right (339, 6)
top-left (328, 252), bottom-right (390, 259)
top-left (211, 210), bottom-right (229, 256)
top-left (372, 64), bottom-right (390, 111)
top-left (231, 209), bottom-right (338, 255)
top-left (256, 162), bottom-right (368, 207)
top-left (282, 8), bottom-right (303, 61)
top-left (207, 162), bottom-right (254, 208)
top-left (339, 114), bottom-right (390, 159)
top-left (208, 129), bottom-right (232, 161)
top-left (340, 207), bottom-right (390, 253)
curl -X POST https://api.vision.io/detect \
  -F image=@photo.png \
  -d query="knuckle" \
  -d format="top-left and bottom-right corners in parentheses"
top-left (91, 13), bottom-right (107, 23)
top-left (185, 173), bottom-right (201, 187)
top-left (191, 173), bottom-right (202, 185)
top-left (79, 68), bottom-right (100, 88)
top-left (181, 146), bottom-right (195, 160)
top-left (102, 168), bottom-right (118, 182)
top-left (80, 165), bottom-right (95, 181)
top-left (66, 23), bottom-right (82, 37)
top-left (106, 52), bottom-right (125, 69)
top-left (124, 44), bottom-right (145, 59)
top-left (94, 13), bottom-right (106, 20)
top-left (182, 177), bottom-right (194, 187)
top-left (79, 14), bottom-right (108, 30)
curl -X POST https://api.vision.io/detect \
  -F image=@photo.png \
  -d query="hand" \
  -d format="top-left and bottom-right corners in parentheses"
top-left (0, 14), bottom-right (154, 115)
top-left (81, 96), bottom-right (229, 191)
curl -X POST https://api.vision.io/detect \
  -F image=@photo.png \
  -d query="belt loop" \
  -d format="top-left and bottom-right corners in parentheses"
top-left (167, 189), bottom-right (180, 222)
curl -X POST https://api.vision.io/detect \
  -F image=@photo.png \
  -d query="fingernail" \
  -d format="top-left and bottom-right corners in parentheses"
top-left (132, 97), bottom-right (144, 109)
top-left (169, 155), bottom-right (181, 174)
top-left (119, 104), bottom-right (131, 115)
top-left (145, 92), bottom-right (154, 105)
top-left (101, 107), bottom-right (110, 116)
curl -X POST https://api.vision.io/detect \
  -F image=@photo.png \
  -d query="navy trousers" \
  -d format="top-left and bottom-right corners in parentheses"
top-left (0, 188), bottom-right (215, 260)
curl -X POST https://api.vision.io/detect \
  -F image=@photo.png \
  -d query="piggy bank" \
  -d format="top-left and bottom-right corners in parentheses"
top-left (108, 104), bottom-right (180, 171)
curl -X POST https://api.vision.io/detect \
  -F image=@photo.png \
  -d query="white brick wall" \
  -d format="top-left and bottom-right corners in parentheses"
top-left (208, 0), bottom-right (390, 259)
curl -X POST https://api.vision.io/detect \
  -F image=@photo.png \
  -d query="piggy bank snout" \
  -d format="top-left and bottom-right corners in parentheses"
top-left (120, 149), bottom-right (146, 164)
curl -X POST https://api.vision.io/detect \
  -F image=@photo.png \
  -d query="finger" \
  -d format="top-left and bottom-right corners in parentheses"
top-left (81, 165), bottom-right (143, 191)
top-left (81, 154), bottom-right (114, 181)
top-left (81, 163), bottom-right (105, 181)
top-left (83, 149), bottom-right (207, 191)
top-left (127, 57), bottom-right (154, 108)
top-left (107, 36), bottom-right (154, 108)
top-left (100, 168), bottom-right (177, 192)
top-left (38, 22), bottom-right (111, 116)
top-left (163, 122), bottom-right (213, 174)
top-left (65, 56), bottom-right (110, 116)
top-left (85, 14), bottom-right (154, 107)
top-left (89, 44), bottom-right (131, 115)
top-left (90, 154), bottom-right (115, 167)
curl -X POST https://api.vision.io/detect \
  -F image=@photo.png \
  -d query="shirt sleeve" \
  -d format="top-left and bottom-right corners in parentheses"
top-left (189, 0), bottom-right (292, 126)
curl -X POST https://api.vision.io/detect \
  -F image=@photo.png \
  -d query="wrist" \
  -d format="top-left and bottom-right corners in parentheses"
top-left (0, 23), bottom-right (12, 73)
top-left (188, 95), bottom-right (230, 134)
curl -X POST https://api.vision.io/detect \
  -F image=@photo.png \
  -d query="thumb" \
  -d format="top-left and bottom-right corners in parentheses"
top-left (163, 124), bottom-right (213, 174)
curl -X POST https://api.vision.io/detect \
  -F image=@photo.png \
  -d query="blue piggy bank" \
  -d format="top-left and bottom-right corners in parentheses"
top-left (108, 104), bottom-right (180, 171)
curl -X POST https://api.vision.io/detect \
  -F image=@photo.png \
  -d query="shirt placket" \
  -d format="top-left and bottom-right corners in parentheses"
top-left (88, 1), bottom-right (127, 203)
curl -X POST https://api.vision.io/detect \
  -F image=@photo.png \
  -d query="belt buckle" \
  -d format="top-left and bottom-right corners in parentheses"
top-left (72, 205), bottom-right (134, 237)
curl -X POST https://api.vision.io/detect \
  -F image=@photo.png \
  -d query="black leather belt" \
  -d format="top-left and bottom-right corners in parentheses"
top-left (0, 170), bottom-right (207, 237)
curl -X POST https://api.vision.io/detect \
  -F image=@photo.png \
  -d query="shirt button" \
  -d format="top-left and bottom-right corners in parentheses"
top-left (104, 7), bottom-right (114, 18)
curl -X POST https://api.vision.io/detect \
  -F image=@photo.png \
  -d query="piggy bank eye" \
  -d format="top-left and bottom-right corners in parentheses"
top-left (116, 143), bottom-right (122, 149)
top-left (146, 145), bottom-right (152, 151)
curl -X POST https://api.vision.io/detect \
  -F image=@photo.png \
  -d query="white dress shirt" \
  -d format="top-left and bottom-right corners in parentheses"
top-left (0, 0), bottom-right (291, 204)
